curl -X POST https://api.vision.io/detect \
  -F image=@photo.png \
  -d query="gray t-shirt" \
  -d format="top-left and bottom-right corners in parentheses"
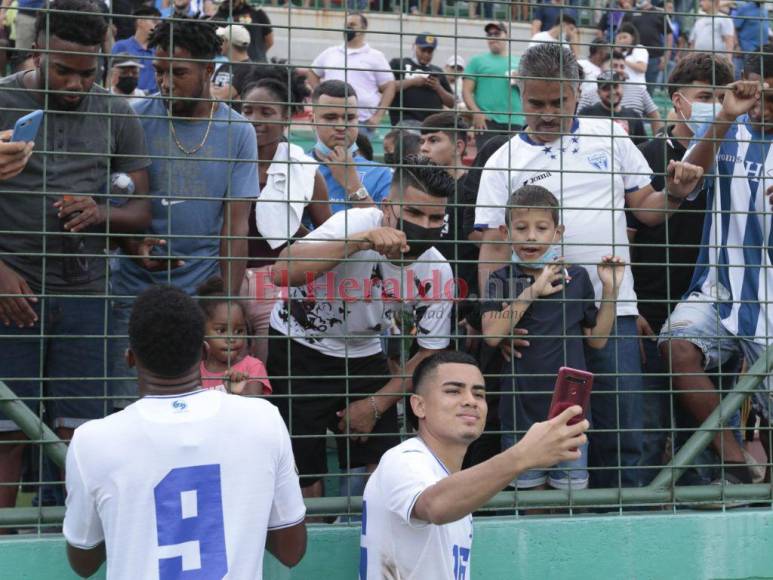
top-left (0, 72), bottom-right (150, 293)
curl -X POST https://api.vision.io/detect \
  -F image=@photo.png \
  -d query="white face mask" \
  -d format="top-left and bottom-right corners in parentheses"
top-left (676, 93), bottom-right (722, 136)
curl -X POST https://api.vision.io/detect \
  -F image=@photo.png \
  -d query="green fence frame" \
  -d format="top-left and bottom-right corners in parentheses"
top-left (2, 343), bottom-right (772, 525)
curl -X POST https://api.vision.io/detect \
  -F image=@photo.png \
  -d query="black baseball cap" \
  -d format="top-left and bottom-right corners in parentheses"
top-left (597, 70), bottom-right (626, 86)
top-left (484, 21), bottom-right (508, 35)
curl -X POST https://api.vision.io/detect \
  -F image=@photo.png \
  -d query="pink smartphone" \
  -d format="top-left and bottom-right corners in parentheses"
top-left (547, 367), bottom-right (593, 425)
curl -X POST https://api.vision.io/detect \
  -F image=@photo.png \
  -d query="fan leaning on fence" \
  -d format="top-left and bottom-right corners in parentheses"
top-left (660, 49), bottom-right (773, 487)
top-left (474, 42), bottom-right (704, 490)
top-left (0, 0), bottom-right (151, 510)
top-left (268, 156), bottom-right (457, 501)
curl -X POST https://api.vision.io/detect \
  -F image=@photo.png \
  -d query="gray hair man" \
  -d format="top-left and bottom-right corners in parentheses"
top-left (473, 42), bottom-right (704, 489)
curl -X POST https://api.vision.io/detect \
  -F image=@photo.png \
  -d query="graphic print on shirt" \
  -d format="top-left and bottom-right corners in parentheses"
top-left (279, 263), bottom-right (433, 342)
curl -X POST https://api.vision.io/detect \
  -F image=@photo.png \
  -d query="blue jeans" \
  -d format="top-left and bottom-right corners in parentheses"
top-left (585, 315), bottom-right (644, 488)
top-left (502, 433), bottom-right (589, 490)
top-left (734, 56), bottom-right (745, 81)
top-left (0, 296), bottom-right (109, 431)
top-left (645, 56), bottom-right (661, 94)
top-left (639, 337), bottom-right (668, 485)
top-left (108, 299), bottom-right (138, 410)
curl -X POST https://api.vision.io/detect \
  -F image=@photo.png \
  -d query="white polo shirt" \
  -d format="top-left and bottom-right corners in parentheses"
top-left (474, 117), bottom-right (653, 316)
top-left (360, 437), bottom-right (473, 580)
top-left (63, 389), bottom-right (305, 579)
top-left (312, 43), bottom-right (395, 122)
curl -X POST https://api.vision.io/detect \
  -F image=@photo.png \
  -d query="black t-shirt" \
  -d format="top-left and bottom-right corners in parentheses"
top-left (578, 103), bottom-right (647, 146)
top-left (597, 9), bottom-right (634, 42)
top-left (389, 57), bottom-right (452, 125)
top-left (628, 127), bottom-right (706, 331)
top-left (481, 264), bottom-right (597, 429)
top-left (437, 176), bottom-right (477, 287)
top-left (212, 5), bottom-right (272, 62)
top-left (632, 10), bottom-right (668, 58)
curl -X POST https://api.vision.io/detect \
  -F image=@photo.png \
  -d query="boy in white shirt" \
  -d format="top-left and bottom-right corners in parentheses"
top-left (360, 351), bottom-right (588, 580)
top-left (63, 286), bottom-right (306, 579)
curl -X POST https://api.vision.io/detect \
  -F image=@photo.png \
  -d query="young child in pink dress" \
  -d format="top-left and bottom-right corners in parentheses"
top-left (198, 277), bottom-right (272, 396)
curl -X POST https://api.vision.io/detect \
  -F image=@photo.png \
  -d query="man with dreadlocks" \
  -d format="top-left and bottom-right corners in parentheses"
top-left (108, 16), bottom-right (259, 411)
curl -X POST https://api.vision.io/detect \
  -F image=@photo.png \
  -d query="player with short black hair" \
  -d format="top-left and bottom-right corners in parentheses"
top-left (361, 351), bottom-right (589, 579)
top-left (129, 285), bottom-right (205, 378)
top-left (64, 286), bottom-right (306, 578)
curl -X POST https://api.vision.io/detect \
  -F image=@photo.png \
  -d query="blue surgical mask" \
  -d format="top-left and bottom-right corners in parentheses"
top-left (314, 139), bottom-right (358, 157)
top-left (510, 244), bottom-right (561, 269)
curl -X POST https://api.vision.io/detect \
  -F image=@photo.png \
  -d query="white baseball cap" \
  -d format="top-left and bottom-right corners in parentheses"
top-left (445, 55), bottom-right (466, 69)
top-left (216, 25), bottom-right (251, 49)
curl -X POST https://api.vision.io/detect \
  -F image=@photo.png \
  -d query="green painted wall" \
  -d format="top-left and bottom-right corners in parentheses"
top-left (2, 510), bottom-right (773, 579)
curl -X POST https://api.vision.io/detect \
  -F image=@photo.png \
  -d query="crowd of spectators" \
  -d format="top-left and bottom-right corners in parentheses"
top-left (1, 0), bottom-right (773, 526)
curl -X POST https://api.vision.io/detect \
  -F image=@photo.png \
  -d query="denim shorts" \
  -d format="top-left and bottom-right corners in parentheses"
top-left (659, 291), bottom-right (773, 421)
top-left (502, 433), bottom-right (589, 491)
top-left (0, 296), bottom-right (110, 431)
top-left (107, 299), bottom-right (138, 410)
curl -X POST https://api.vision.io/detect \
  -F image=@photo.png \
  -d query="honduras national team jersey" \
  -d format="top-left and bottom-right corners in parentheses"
top-left (63, 389), bottom-right (305, 579)
top-left (360, 437), bottom-right (473, 580)
top-left (474, 117), bottom-right (653, 317)
top-left (689, 115), bottom-right (773, 344)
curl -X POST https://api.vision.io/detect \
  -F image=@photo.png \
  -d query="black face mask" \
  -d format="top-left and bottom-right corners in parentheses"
top-left (116, 76), bottom-right (138, 95)
top-left (392, 206), bottom-right (444, 257)
top-left (383, 152), bottom-right (396, 165)
top-left (345, 28), bottom-right (357, 42)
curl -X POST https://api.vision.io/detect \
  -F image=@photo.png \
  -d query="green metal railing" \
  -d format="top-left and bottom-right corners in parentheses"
top-left (2, 342), bottom-right (772, 525)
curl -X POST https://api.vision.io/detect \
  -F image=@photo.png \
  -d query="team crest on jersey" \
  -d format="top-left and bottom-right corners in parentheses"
top-left (172, 400), bottom-right (187, 412)
top-left (587, 152), bottom-right (609, 171)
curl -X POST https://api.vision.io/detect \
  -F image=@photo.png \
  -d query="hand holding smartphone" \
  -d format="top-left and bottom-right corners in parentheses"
top-left (11, 110), bottom-right (43, 143)
top-left (547, 367), bottom-right (593, 426)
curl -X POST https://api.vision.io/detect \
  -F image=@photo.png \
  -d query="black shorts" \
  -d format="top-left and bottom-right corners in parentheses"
top-left (267, 328), bottom-right (399, 487)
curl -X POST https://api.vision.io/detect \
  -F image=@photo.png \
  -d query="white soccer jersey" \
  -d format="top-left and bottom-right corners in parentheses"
top-left (689, 116), bottom-right (773, 344)
top-left (474, 117), bottom-right (653, 316)
top-left (360, 438), bottom-right (473, 580)
top-left (63, 389), bottom-right (306, 580)
top-left (270, 207), bottom-right (454, 358)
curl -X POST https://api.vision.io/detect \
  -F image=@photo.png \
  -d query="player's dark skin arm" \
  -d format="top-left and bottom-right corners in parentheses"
top-left (266, 522), bottom-right (307, 567)
top-left (66, 542), bottom-right (106, 578)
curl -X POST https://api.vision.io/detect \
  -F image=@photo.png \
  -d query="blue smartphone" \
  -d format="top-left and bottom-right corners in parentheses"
top-left (11, 109), bottom-right (43, 142)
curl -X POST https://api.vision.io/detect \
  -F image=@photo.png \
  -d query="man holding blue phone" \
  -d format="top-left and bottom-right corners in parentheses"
top-left (0, 129), bottom-right (34, 180)
top-left (0, 0), bottom-right (151, 511)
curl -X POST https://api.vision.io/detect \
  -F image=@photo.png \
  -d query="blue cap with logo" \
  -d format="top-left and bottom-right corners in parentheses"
top-left (415, 33), bottom-right (438, 49)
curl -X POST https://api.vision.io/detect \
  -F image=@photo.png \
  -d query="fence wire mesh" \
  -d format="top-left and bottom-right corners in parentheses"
top-left (0, 0), bottom-right (772, 536)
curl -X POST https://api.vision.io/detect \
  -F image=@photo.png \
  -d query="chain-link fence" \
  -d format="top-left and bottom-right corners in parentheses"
top-left (1, 0), bottom-right (772, 539)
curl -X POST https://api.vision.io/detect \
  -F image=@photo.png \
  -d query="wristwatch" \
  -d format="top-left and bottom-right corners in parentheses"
top-left (348, 186), bottom-right (370, 202)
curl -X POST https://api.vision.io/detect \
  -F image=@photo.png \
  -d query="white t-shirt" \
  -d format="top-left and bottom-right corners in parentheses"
top-left (474, 117), bottom-right (653, 316)
top-left (312, 44), bottom-right (395, 122)
top-left (623, 46), bottom-right (649, 85)
top-left (63, 389), bottom-right (306, 580)
top-left (360, 437), bottom-right (473, 580)
top-left (690, 14), bottom-right (735, 52)
top-left (529, 30), bottom-right (569, 49)
top-left (577, 59), bottom-right (603, 100)
top-left (270, 207), bottom-right (454, 358)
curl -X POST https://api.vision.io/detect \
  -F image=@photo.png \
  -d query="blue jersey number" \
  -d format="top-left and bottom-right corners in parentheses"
top-left (154, 464), bottom-right (228, 579)
top-left (452, 544), bottom-right (470, 580)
